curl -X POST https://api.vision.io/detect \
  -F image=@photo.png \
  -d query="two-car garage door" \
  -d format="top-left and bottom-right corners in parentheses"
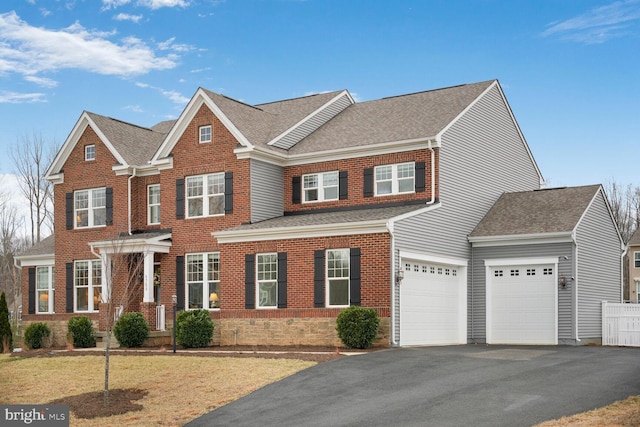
top-left (486, 259), bottom-right (558, 345)
top-left (399, 259), bottom-right (467, 346)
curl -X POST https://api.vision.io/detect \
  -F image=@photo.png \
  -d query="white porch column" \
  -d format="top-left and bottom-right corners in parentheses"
top-left (100, 253), bottom-right (111, 303)
top-left (143, 251), bottom-right (155, 303)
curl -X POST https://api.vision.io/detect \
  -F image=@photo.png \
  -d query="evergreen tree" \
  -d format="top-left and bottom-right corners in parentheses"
top-left (0, 292), bottom-right (12, 352)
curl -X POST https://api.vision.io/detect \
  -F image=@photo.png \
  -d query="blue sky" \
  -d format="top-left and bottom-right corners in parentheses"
top-left (1, 0), bottom-right (639, 190)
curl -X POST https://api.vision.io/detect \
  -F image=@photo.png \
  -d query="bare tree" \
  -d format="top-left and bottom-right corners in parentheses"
top-left (604, 180), bottom-right (639, 243)
top-left (0, 183), bottom-right (26, 313)
top-left (11, 133), bottom-right (57, 245)
top-left (97, 236), bottom-right (145, 406)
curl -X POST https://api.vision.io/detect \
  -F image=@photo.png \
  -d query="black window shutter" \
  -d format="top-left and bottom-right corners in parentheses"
top-left (292, 176), bottom-right (301, 204)
top-left (277, 252), bottom-right (287, 309)
top-left (339, 171), bottom-right (348, 200)
top-left (176, 179), bottom-right (185, 220)
top-left (245, 254), bottom-right (255, 309)
top-left (105, 187), bottom-right (113, 225)
top-left (350, 248), bottom-right (361, 306)
top-left (66, 262), bottom-right (74, 313)
top-left (415, 162), bottom-right (426, 193)
top-left (66, 192), bottom-right (74, 230)
top-left (27, 267), bottom-right (36, 314)
top-left (176, 256), bottom-right (185, 311)
top-left (224, 171), bottom-right (233, 214)
top-left (314, 250), bottom-right (325, 308)
top-left (363, 168), bottom-right (374, 197)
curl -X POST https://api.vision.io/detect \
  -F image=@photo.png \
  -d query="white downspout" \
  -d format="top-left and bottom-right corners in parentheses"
top-left (128, 168), bottom-right (137, 235)
top-left (621, 243), bottom-right (628, 303)
top-left (426, 141), bottom-right (436, 205)
top-left (573, 232), bottom-right (580, 343)
top-left (387, 219), bottom-right (399, 346)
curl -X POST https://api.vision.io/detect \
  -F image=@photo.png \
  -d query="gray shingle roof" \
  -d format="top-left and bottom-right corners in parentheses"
top-left (469, 185), bottom-right (602, 237)
top-left (286, 80), bottom-right (495, 154)
top-left (220, 204), bottom-right (428, 232)
top-left (628, 228), bottom-right (640, 246)
top-left (86, 112), bottom-right (168, 166)
top-left (17, 235), bottom-right (55, 257)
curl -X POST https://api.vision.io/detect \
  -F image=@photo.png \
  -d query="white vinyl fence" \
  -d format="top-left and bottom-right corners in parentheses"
top-left (602, 301), bottom-right (640, 347)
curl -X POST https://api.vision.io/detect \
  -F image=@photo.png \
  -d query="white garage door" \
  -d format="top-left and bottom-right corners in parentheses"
top-left (400, 260), bottom-right (466, 346)
top-left (487, 263), bottom-right (557, 345)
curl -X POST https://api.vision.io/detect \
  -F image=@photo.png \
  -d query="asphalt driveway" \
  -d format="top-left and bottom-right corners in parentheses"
top-left (187, 345), bottom-right (640, 427)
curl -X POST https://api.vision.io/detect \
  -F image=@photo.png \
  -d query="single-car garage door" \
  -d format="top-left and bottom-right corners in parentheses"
top-left (487, 261), bottom-right (557, 345)
top-left (400, 259), bottom-right (466, 346)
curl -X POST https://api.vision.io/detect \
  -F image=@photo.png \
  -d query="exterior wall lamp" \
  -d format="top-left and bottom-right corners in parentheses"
top-left (396, 269), bottom-right (405, 285)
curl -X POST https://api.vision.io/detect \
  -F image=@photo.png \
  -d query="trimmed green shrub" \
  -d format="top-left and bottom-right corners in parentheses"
top-left (336, 306), bottom-right (380, 349)
top-left (176, 309), bottom-right (214, 349)
top-left (24, 322), bottom-right (50, 350)
top-left (113, 312), bottom-right (149, 348)
top-left (67, 316), bottom-right (96, 348)
top-left (0, 292), bottom-right (12, 352)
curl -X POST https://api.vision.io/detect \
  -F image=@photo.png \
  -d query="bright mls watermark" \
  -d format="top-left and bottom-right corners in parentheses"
top-left (1, 405), bottom-right (69, 426)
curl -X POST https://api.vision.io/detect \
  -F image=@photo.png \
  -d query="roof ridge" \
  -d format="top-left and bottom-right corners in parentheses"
top-left (201, 89), bottom-right (264, 112)
top-left (86, 111), bottom-right (157, 133)
top-left (256, 90), bottom-right (344, 107)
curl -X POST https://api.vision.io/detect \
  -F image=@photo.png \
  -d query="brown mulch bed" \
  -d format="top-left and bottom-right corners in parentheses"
top-left (50, 388), bottom-right (148, 419)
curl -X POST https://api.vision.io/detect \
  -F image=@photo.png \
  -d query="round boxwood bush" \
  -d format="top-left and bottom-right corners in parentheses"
top-left (113, 312), bottom-right (149, 348)
top-left (176, 309), bottom-right (214, 349)
top-left (67, 316), bottom-right (96, 348)
top-left (336, 306), bottom-right (380, 349)
top-left (24, 322), bottom-right (51, 350)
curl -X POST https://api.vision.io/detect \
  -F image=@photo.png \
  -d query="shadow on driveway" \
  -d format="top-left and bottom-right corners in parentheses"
top-left (187, 345), bottom-right (640, 427)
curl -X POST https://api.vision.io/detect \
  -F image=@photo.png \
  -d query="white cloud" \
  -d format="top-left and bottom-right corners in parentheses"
top-left (157, 37), bottom-right (195, 52)
top-left (24, 75), bottom-right (58, 88)
top-left (542, 0), bottom-right (640, 43)
top-left (102, 0), bottom-right (133, 10)
top-left (135, 81), bottom-right (189, 105)
top-left (0, 11), bottom-right (177, 84)
top-left (0, 91), bottom-right (46, 103)
top-left (114, 13), bottom-right (144, 23)
top-left (138, 0), bottom-right (189, 9)
top-left (124, 104), bottom-right (144, 112)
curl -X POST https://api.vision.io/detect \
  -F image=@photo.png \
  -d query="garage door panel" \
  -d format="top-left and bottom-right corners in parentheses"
top-left (488, 264), bottom-right (557, 345)
top-left (400, 260), bottom-right (466, 346)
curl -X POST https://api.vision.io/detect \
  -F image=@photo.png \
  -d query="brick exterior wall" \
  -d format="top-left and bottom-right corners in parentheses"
top-left (21, 102), bottom-right (421, 348)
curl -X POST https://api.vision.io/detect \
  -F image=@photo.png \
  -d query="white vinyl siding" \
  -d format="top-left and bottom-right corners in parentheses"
top-left (250, 159), bottom-right (284, 223)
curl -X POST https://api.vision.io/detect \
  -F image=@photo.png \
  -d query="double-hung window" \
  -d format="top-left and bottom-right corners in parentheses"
top-left (257, 253), bottom-right (277, 308)
top-left (303, 171), bottom-right (339, 203)
top-left (148, 184), bottom-right (160, 225)
top-left (75, 188), bottom-right (106, 228)
top-left (85, 145), bottom-right (95, 161)
top-left (326, 249), bottom-right (350, 307)
top-left (75, 260), bottom-right (101, 312)
top-left (186, 173), bottom-right (225, 218)
top-left (635, 252), bottom-right (640, 269)
top-left (36, 266), bottom-right (54, 314)
top-left (375, 162), bottom-right (415, 196)
top-left (186, 253), bottom-right (220, 309)
top-left (199, 125), bottom-right (212, 143)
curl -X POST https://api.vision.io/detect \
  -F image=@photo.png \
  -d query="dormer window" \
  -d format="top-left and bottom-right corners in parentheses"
top-left (375, 162), bottom-right (415, 196)
top-left (199, 125), bottom-right (212, 143)
top-left (85, 145), bottom-right (95, 161)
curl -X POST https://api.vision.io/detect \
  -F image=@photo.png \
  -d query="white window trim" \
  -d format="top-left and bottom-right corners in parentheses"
top-left (256, 253), bottom-right (278, 309)
top-left (36, 266), bottom-right (55, 314)
top-left (75, 187), bottom-right (107, 229)
top-left (326, 248), bottom-right (350, 308)
top-left (74, 260), bottom-right (101, 313)
top-left (634, 251), bottom-right (640, 269)
top-left (148, 184), bottom-right (161, 225)
top-left (186, 252), bottom-right (220, 310)
top-left (185, 173), bottom-right (225, 218)
top-left (199, 125), bottom-right (212, 143)
top-left (85, 144), bottom-right (95, 161)
top-left (374, 162), bottom-right (415, 196)
top-left (302, 171), bottom-right (339, 203)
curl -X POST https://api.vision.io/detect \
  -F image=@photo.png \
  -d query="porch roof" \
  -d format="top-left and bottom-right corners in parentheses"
top-left (89, 230), bottom-right (172, 254)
